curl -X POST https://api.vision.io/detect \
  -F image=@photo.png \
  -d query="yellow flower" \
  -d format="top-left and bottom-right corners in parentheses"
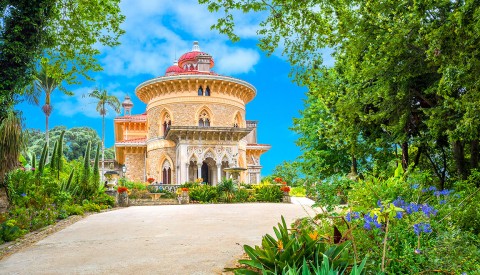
top-left (277, 240), bottom-right (284, 252)
top-left (308, 231), bottom-right (319, 241)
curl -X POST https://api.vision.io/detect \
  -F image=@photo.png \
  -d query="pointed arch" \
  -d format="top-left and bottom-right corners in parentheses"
top-left (232, 111), bottom-right (244, 128)
top-left (196, 105), bottom-right (213, 127)
top-left (198, 85), bottom-right (204, 96)
top-left (205, 86), bottom-right (211, 96)
top-left (159, 154), bottom-right (174, 184)
top-left (159, 108), bottom-right (173, 137)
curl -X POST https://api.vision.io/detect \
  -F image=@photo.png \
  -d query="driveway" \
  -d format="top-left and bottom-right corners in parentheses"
top-left (0, 201), bottom-right (317, 274)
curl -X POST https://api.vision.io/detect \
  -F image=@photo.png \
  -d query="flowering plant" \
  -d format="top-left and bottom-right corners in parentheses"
top-left (274, 177), bottom-right (283, 183)
top-left (147, 177), bottom-right (155, 184)
top-left (181, 187), bottom-right (189, 192)
top-left (117, 186), bottom-right (128, 193)
top-left (280, 186), bottom-right (290, 193)
top-left (195, 178), bottom-right (203, 183)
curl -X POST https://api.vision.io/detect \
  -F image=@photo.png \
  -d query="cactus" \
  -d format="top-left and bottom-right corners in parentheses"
top-left (31, 153), bottom-right (36, 169)
top-left (38, 143), bottom-right (48, 175)
top-left (56, 130), bottom-right (65, 173)
top-left (50, 140), bottom-right (58, 170)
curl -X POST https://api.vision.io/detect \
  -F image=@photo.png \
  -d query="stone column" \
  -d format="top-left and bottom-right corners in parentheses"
top-left (185, 163), bottom-right (190, 183)
top-left (216, 164), bottom-right (222, 186)
top-left (197, 164), bottom-right (202, 180)
top-left (256, 173), bottom-right (261, 184)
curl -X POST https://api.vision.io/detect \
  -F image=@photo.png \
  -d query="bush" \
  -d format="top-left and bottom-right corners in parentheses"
top-left (64, 204), bottom-right (84, 216)
top-left (234, 188), bottom-right (252, 202)
top-left (0, 219), bottom-right (27, 243)
top-left (91, 193), bottom-right (115, 208)
top-left (189, 185), bottom-right (218, 203)
top-left (217, 179), bottom-right (237, 203)
top-left (290, 186), bottom-right (306, 197)
top-left (82, 202), bottom-right (101, 212)
top-left (255, 185), bottom-right (283, 202)
top-left (129, 189), bottom-right (151, 199)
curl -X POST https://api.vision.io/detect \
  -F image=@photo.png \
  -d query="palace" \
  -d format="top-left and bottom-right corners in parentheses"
top-left (114, 41), bottom-right (270, 185)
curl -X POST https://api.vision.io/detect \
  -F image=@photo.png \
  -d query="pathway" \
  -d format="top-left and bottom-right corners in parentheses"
top-left (0, 201), bottom-right (317, 274)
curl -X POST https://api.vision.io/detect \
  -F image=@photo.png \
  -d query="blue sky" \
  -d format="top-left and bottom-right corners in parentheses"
top-left (16, 0), bottom-right (323, 175)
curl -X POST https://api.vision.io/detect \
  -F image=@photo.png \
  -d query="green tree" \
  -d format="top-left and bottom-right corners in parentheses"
top-left (29, 60), bottom-right (72, 148)
top-left (25, 126), bottom-right (102, 161)
top-left (271, 161), bottom-right (303, 187)
top-left (200, 0), bottom-right (480, 185)
top-left (88, 89), bottom-right (120, 182)
top-left (0, 112), bottom-right (24, 211)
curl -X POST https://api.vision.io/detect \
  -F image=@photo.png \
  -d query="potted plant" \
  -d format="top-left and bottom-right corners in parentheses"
top-left (117, 186), bottom-right (129, 207)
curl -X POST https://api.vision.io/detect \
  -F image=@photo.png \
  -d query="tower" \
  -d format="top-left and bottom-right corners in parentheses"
top-left (122, 95), bottom-right (134, 116)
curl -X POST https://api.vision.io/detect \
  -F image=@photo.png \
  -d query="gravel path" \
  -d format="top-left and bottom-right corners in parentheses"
top-left (0, 201), bottom-right (317, 275)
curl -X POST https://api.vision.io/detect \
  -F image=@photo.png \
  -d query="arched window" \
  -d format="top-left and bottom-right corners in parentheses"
top-left (162, 160), bottom-right (171, 184)
top-left (198, 110), bottom-right (211, 127)
top-left (198, 86), bottom-right (203, 96)
top-left (205, 86), bottom-right (211, 96)
top-left (234, 113), bottom-right (242, 128)
top-left (161, 113), bottom-right (171, 137)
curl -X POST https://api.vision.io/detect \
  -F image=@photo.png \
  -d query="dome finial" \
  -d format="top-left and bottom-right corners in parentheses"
top-left (192, 41), bottom-right (201, 52)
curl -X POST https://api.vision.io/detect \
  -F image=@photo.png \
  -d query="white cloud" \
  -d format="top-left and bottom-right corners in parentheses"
top-left (55, 85), bottom-right (126, 119)
top-left (99, 0), bottom-right (262, 77)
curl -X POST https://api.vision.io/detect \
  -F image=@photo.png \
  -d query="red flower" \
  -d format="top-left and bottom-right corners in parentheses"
top-left (117, 186), bottom-right (129, 193)
top-left (147, 177), bottom-right (155, 183)
top-left (274, 177), bottom-right (283, 183)
top-left (181, 187), bottom-right (189, 192)
top-left (280, 186), bottom-right (291, 193)
top-left (282, 181), bottom-right (287, 185)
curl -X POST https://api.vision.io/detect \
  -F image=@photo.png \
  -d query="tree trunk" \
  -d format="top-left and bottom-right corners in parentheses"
top-left (101, 114), bottom-right (105, 183)
top-left (471, 139), bottom-right (479, 170)
top-left (46, 114), bottom-right (49, 149)
top-left (401, 142), bottom-right (409, 171)
top-left (413, 146), bottom-right (422, 169)
top-left (452, 140), bottom-right (468, 180)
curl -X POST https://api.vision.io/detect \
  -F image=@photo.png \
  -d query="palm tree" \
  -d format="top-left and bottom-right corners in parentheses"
top-left (0, 112), bottom-right (25, 211)
top-left (32, 61), bottom-right (71, 148)
top-left (88, 89), bottom-right (120, 182)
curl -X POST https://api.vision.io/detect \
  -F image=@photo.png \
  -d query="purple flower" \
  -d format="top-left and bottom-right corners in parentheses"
top-left (413, 222), bottom-right (432, 235)
top-left (405, 202), bottom-right (420, 214)
top-left (434, 189), bottom-right (452, 196)
top-left (428, 186), bottom-right (437, 191)
top-left (393, 197), bottom-right (406, 208)
top-left (421, 204), bottom-right (438, 217)
top-left (414, 249), bottom-right (422, 254)
top-left (439, 199), bottom-right (446, 205)
top-left (377, 199), bottom-right (382, 207)
top-left (21, 193), bottom-right (26, 197)
top-left (411, 184), bottom-right (419, 189)
top-left (364, 214), bottom-right (382, 230)
top-left (395, 211), bottom-right (404, 219)
top-left (346, 211), bottom-right (360, 222)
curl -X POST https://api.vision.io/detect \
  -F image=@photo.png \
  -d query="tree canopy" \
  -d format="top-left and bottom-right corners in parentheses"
top-left (200, 0), bottom-right (480, 185)
top-left (25, 126), bottom-right (115, 161)
top-left (0, 0), bottom-right (125, 120)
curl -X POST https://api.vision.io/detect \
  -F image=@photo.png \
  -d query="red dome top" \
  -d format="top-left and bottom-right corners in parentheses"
top-left (165, 63), bottom-right (184, 74)
top-left (178, 51), bottom-right (214, 68)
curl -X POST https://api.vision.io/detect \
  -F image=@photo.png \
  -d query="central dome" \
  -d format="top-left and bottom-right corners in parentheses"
top-left (177, 41), bottom-right (214, 69)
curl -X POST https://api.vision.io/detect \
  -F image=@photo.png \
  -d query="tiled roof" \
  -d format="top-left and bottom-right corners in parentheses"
top-left (115, 113), bottom-right (147, 121)
top-left (116, 137), bottom-right (146, 144)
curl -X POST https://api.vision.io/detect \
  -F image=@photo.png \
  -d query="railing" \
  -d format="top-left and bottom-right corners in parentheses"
top-left (148, 184), bottom-right (182, 193)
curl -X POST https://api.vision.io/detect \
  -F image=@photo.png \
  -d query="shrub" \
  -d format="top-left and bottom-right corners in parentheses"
top-left (64, 204), bottom-right (84, 216)
top-left (217, 179), bottom-right (237, 203)
top-left (0, 219), bottom-right (27, 243)
top-left (234, 188), bottom-right (252, 202)
top-left (82, 202), bottom-right (101, 212)
top-left (290, 186), bottom-right (306, 197)
top-left (91, 193), bottom-right (115, 208)
top-left (255, 185), bottom-right (283, 202)
top-left (189, 185), bottom-right (218, 203)
top-left (129, 189), bottom-right (151, 199)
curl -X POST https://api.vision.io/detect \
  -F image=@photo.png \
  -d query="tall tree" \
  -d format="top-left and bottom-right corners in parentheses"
top-left (30, 60), bottom-right (72, 148)
top-left (0, 112), bottom-right (25, 211)
top-left (200, 0), bottom-right (480, 184)
top-left (88, 89), bottom-right (120, 182)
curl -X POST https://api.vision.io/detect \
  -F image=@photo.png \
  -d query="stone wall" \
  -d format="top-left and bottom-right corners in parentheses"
top-left (125, 153), bottom-right (145, 182)
top-left (147, 103), bottom-right (245, 136)
top-left (147, 147), bottom-right (176, 184)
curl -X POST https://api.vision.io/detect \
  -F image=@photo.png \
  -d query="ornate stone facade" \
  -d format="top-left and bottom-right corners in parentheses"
top-left (114, 41), bottom-right (270, 185)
